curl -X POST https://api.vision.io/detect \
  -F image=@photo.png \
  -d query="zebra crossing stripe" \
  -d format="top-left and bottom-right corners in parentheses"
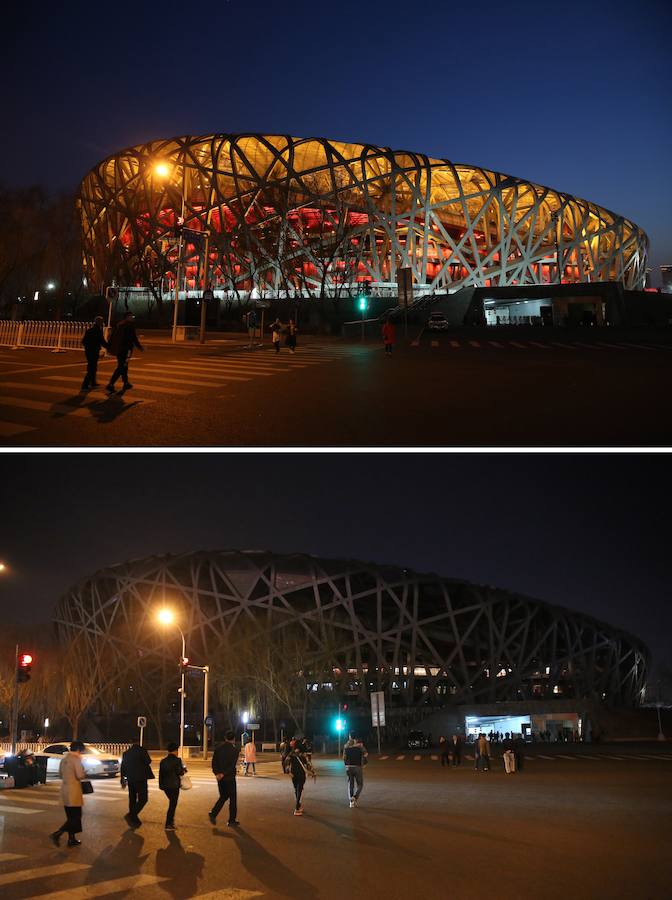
top-left (556, 755), bottom-right (576, 760)
top-left (551, 343), bottom-right (577, 350)
top-left (0, 853), bottom-right (26, 863)
top-left (509, 341), bottom-right (527, 349)
top-left (537, 755), bottom-right (555, 760)
top-left (189, 890), bottom-right (264, 900)
top-left (395, 755), bottom-right (405, 760)
top-left (488, 341), bottom-right (504, 348)
top-left (0, 793), bottom-right (58, 805)
top-left (598, 343), bottom-right (628, 351)
top-left (529, 342), bottom-right (551, 349)
top-left (413, 755), bottom-right (422, 761)
top-left (24, 873), bottom-right (167, 899)
top-left (0, 420), bottom-right (35, 436)
top-left (379, 755), bottom-right (389, 760)
top-left (0, 395), bottom-right (152, 416)
top-left (431, 755), bottom-right (438, 761)
top-left (0, 862), bottom-right (89, 886)
top-left (41, 375), bottom-right (195, 395)
top-left (469, 341), bottom-right (481, 348)
top-left (0, 804), bottom-right (42, 814)
top-left (143, 362), bottom-right (269, 378)
top-left (449, 340), bottom-right (460, 348)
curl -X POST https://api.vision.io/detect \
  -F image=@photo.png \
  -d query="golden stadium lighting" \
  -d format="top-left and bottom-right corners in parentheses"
top-left (153, 162), bottom-right (171, 179)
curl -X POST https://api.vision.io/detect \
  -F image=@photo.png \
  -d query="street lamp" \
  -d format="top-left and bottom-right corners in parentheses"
top-left (157, 608), bottom-right (187, 760)
top-left (153, 160), bottom-right (186, 343)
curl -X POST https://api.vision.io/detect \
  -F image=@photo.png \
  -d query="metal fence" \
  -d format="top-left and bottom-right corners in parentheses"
top-left (0, 741), bottom-right (131, 756)
top-left (0, 320), bottom-right (93, 351)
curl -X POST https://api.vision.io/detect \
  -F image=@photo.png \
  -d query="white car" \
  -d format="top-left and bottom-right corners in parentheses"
top-left (37, 743), bottom-right (120, 777)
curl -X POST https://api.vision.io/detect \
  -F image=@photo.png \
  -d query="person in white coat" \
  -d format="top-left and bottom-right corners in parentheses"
top-left (243, 739), bottom-right (257, 776)
top-left (51, 740), bottom-right (87, 846)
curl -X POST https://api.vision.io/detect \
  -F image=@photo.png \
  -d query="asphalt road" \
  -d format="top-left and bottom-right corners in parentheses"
top-left (1, 331), bottom-right (671, 446)
top-left (0, 747), bottom-right (671, 900)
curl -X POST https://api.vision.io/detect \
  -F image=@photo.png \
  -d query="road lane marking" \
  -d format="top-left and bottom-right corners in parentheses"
top-left (430, 755), bottom-right (438, 761)
top-left (509, 341), bottom-right (527, 349)
top-left (529, 342), bottom-right (551, 349)
top-left (0, 395), bottom-right (152, 416)
top-left (0, 420), bottom-right (36, 437)
top-left (537, 755), bottom-right (555, 760)
top-left (449, 341), bottom-right (460, 348)
top-left (469, 341), bottom-right (481, 348)
top-left (0, 793), bottom-right (59, 805)
top-left (0, 804), bottom-right (42, 814)
top-left (25, 873), bottom-right (168, 899)
top-left (573, 342), bottom-right (604, 350)
top-left (141, 364), bottom-right (252, 381)
top-left (379, 755), bottom-right (389, 760)
top-left (0, 862), bottom-right (90, 886)
top-left (395, 755), bottom-right (405, 760)
top-left (0, 852), bottom-right (27, 862)
top-left (191, 890), bottom-right (264, 900)
top-left (413, 755), bottom-right (421, 761)
top-left (551, 343), bottom-right (577, 350)
top-left (42, 376), bottom-right (195, 396)
top-left (555, 755), bottom-right (577, 760)
top-left (488, 341), bottom-right (504, 348)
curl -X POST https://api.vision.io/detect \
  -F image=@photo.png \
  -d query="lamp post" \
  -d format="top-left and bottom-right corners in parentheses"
top-left (157, 609), bottom-right (187, 760)
top-left (153, 161), bottom-right (187, 343)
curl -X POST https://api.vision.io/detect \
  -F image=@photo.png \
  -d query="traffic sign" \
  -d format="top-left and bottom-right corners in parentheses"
top-left (247, 723), bottom-right (260, 730)
top-left (137, 716), bottom-right (147, 728)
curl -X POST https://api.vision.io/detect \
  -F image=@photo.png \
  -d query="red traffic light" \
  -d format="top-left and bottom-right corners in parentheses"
top-left (19, 653), bottom-right (33, 667)
top-left (17, 651), bottom-right (33, 683)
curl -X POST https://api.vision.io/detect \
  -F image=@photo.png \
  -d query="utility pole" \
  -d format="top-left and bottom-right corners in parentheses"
top-left (10, 644), bottom-right (19, 754)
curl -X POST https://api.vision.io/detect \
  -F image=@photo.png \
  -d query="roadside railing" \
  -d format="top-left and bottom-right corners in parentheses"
top-left (0, 741), bottom-right (130, 756)
top-left (0, 320), bottom-right (93, 351)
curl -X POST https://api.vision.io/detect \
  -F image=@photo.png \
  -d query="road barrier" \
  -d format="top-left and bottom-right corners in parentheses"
top-left (0, 320), bottom-right (93, 351)
top-left (0, 741), bottom-right (130, 756)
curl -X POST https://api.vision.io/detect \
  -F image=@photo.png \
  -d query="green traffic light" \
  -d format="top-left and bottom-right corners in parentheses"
top-left (358, 295), bottom-right (367, 312)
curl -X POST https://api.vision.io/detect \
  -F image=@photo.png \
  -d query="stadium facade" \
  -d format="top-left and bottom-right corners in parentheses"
top-left (54, 551), bottom-right (648, 739)
top-left (79, 134), bottom-right (649, 305)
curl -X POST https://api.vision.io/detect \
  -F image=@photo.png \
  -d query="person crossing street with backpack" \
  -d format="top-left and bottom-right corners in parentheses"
top-left (282, 737), bottom-right (315, 816)
top-left (343, 734), bottom-right (368, 807)
top-left (106, 311), bottom-right (144, 393)
top-left (81, 316), bottom-right (109, 390)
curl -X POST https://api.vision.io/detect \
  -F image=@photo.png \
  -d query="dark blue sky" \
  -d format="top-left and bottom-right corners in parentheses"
top-left (6, 1), bottom-right (671, 284)
top-left (0, 454), bottom-right (670, 675)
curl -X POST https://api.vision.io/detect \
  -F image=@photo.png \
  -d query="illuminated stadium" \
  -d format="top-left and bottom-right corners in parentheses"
top-left (54, 550), bottom-right (648, 718)
top-left (78, 134), bottom-right (649, 302)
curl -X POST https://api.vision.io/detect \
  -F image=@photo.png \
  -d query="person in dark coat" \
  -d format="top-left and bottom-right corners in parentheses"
top-left (106, 311), bottom-right (144, 393)
top-left (282, 737), bottom-right (316, 815)
top-left (381, 317), bottom-right (396, 355)
top-left (158, 742), bottom-right (185, 830)
top-left (81, 316), bottom-right (110, 390)
top-left (451, 733), bottom-right (462, 766)
top-left (121, 742), bottom-right (154, 828)
top-left (208, 730), bottom-right (240, 826)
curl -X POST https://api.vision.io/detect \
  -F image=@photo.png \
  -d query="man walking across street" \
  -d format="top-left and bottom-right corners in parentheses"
top-left (50, 741), bottom-right (87, 847)
top-left (106, 311), bottom-right (144, 393)
top-left (121, 740), bottom-right (154, 828)
top-left (81, 316), bottom-right (109, 390)
top-left (451, 733), bottom-right (462, 766)
top-left (343, 734), bottom-right (368, 807)
top-left (208, 730), bottom-right (240, 826)
top-left (159, 742), bottom-right (185, 831)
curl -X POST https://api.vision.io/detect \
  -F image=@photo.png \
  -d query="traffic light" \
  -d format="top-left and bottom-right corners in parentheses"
top-left (17, 652), bottom-right (33, 683)
top-left (357, 292), bottom-right (368, 313)
top-left (334, 716), bottom-right (348, 733)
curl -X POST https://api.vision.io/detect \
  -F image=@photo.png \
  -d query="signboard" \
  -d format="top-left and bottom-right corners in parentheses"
top-left (255, 301), bottom-right (271, 309)
top-left (137, 716), bottom-right (147, 728)
top-left (396, 267), bottom-right (413, 308)
top-left (247, 723), bottom-right (260, 731)
top-left (204, 715), bottom-right (214, 727)
top-left (370, 691), bottom-right (386, 727)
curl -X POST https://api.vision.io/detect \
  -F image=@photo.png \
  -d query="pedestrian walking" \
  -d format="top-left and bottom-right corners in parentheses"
top-left (343, 735), bottom-right (368, 807)
top-left (243, 739), bottom-right (257, 776)
top-left (81, 316), bottom-right (109, 390)
top-left (158, 742), bottom-right (185, 831)
top-left (439, 735), bottom-right (451, 768)
top-left (50, 740), bottom-right (87, 847)
top-left (381, 316), bottom-right (396, 356)
top-left (514, 735), bottom-right (525, 772)
top-left (208, 730), bottom-right (240, 826)
top-left (245, 309), bottom-right (257, 348)
top-left (106, 311), bottom-right (144, 393)
top-left (271, 318), bottom-right (283, 353)
top-left (474, 733), bottom-right (491, 772)
top-left (121, 741), bottom-right (154, 828)
top-left (282, 737), bottom-right (316, 816)
top-left (286, 319), bottom-right (298, 353)
top-left (502, 733), bottom-right (516, 774)
top-left (451, 733), bottom-right (462, 766)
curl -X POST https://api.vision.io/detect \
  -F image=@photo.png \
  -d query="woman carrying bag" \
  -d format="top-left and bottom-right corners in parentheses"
top-left (159, 742), bottom-right (187, 831)
top-left (51, 740), bottom-right (90, 847)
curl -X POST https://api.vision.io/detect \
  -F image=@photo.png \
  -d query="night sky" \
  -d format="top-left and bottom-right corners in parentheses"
top-left (6, 1), bottom-right (671, 284)
top-left (1, 454), bottom-right (669, 673)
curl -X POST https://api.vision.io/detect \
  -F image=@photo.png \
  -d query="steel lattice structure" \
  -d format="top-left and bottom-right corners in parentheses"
top-left (54, 550), bottom-right (647, 708)
top-left (79, 134), bottom-right (648, 297)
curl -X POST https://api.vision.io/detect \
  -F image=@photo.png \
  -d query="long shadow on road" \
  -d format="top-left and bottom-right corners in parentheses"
top-left (216, 826), bottom-right (318, 899)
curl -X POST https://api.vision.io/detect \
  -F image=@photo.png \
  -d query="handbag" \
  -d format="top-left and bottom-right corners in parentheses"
top-left (81, 780), bottom-right (94, 794)
top-left (180, 773), bottom-right (193, 790)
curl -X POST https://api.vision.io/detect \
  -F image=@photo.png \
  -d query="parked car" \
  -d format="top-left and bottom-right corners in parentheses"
top-left (427, 312), bottom-right (450, 331)
top-left (36, 743), bottom-right (120, 777)
top-left (407, 730), bottom-right (430, 749)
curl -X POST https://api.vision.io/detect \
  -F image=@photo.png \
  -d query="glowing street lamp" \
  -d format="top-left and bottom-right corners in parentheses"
top-left (153, 159), bottom-right (186, 343)
top-left (157, 608), bottom-right (187, 759)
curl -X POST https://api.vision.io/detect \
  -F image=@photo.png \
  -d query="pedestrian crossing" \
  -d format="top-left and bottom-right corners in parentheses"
top-left (416, 337), bottom-right (672, 353)
top-left (0, 345), bottom-right (359, 441)
top-left (372, 752), bottom-right (672, 765)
